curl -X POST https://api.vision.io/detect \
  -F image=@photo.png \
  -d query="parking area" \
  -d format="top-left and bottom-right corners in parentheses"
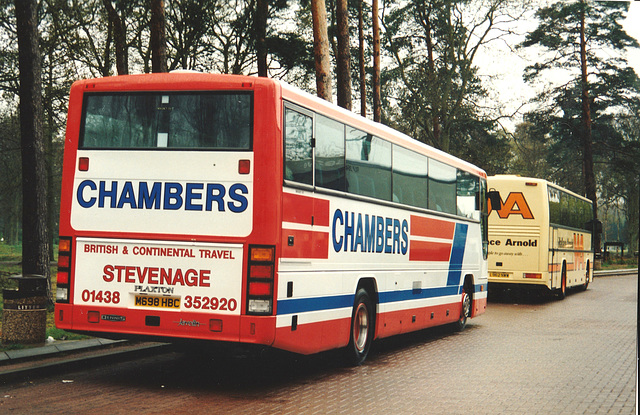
top-left (0, 273), bottom-right (637, 414)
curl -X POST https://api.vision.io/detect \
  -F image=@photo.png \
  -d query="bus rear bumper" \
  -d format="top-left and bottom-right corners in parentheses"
top-left (54, 304), bottom-right (276, 346)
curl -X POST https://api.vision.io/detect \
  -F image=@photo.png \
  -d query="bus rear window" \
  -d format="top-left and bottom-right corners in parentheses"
top-left (80, 92), bottom-right (252, 150)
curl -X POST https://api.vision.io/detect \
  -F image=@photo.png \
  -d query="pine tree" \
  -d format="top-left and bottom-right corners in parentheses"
top-left (311, 0), bottom-right (332, 101)
top-left (520, 0), bottom-right (640, 252)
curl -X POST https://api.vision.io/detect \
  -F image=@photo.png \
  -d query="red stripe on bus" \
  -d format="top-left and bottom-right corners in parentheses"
top-left (273, 318), bottom-right (350, 355)
top-left (409, 240), bottom-right (452, 262)
top-left (410, 216), bottom-right (455, 239)
top-left (283, 193), bottom-right (313, 225)
top-left (314, 198), bottom-right (331, 227)
top-left (283, 193), bottom-right (330, 226)
top-left (281, 229), bottom-right (329, 259)
top-left (472, 296), bottom-right (487, 318)
top-left (548, 262), bottom-right (576, 272)
top-left (377, 302), bottom-right (461, 338)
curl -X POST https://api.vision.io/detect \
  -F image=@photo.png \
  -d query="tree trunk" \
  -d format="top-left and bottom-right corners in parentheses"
top-left (336, 0), bottom-right (351, 110)
top-left (103, 19), bottom-right (113, 76)
top-left (636, 186), bottom-right (639, 255)
top-left (44, 63), bottom-right (56, 261)
top-left (256, 0), bottom-right (268, 77)
top-left (358, 0), bottom-right (366, 117)
top-left (579, 0), bottom-right (599, 252)
top-left (311, 0), bottom-right (333, 101)
top-left (372, 0), bottom-right (381, 122)
top-left (150, 0), bottom-right (168, 73)
top-left (15, 0), bottom-right (50, 279)
top-left (424, 6), bottom-right (441, 148)
top-left (103, 0), bottom-right (128, 75)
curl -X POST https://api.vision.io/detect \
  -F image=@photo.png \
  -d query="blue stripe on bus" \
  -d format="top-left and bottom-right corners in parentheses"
top-left (446, 223), bottom-right (468, 286)
top-left (379, 285), bottom-right (460, 303)
top-left (277, 285), bottom-right (463, 315)
top-left (277, 223), bottom-right (475, 316)
top-left (277, 294), bottom-right (354, 315)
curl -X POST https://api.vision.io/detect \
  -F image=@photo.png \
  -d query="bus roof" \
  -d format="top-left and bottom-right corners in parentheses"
top-left (489, 175), bottom-right (592, 204)
top-left (279, 80), bottom-right (486, 178)
top-left (71, 72), bottom-right (486, 179)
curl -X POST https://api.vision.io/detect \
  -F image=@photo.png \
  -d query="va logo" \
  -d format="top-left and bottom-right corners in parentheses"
top-left (488, 192), bottom-right (534, 219)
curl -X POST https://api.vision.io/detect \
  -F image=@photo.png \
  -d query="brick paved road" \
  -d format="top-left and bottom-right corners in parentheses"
top-left (0, 274), bottom-right (636, 414)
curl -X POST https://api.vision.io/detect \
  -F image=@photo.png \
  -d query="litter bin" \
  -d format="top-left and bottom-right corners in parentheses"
top-left (2, 274), bottom-right (48, 344)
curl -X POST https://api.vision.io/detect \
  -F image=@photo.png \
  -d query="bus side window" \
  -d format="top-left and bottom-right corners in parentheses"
top-left (480, 178), bottom-right (489, 259)
top-left (560, 191), bottom-right (569, 226)
top-left (456, 170), bottom-right (479, 220)
top-left (428, 159), bottom-right (456, 215)
top-left (346, 130), bottom-right (391, 201)
top-left (315, 115), bottom-right (346, 191)
top-left (392, 145), bottom-right (428, 209)
top-left (284, 107), bottom-right (313, 185)
top-left (549, 188), bottom-right (561, 225)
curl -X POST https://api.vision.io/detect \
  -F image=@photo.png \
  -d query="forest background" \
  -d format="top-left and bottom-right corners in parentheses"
top-left (0, 0), bottom-right (638, 276)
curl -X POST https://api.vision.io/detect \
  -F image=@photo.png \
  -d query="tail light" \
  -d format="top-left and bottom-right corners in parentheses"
top-left (524, 273), bottom-right (542, 279)
top-left (56, 237), bottom-right (72, 303)
top-left (246, 245), bottom-right (275, 315)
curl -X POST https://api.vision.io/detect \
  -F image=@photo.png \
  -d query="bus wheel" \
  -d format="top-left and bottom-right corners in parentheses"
top-left (557, 263), bottom-right (567, 299)
top-left (580, 263), bottom-right (590, 291)
top-left (454, 289), bottom-right (471, 332)
top-left (345, 288), bottom-right (374, 366)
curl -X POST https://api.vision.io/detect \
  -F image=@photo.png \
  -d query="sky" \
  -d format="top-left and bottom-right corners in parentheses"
top-left (478, 1), bottom-right (640, 132)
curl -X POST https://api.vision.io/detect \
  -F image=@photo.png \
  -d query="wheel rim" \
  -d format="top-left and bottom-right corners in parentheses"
top-left (461, 292), bottom-right (471, 321)
top-left (353, 303), bottom-right (369, 352)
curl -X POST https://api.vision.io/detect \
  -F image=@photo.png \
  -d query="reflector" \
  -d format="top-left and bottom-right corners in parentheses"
top-left (88, 311), bottom-right (100, 323)
top-left (209, 319), bottom-right (223, 332)
top-left (524, 273), bottom-right (542, 279)
top-left (239, 159), bottom-right (251, 174)
top-left (79, 157), bottom-right (89, 171)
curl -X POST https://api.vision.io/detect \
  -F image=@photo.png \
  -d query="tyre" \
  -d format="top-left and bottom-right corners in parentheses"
top-left (345, 288), bottom-right (375, 366)
top-left (580, 262), bottom-right (590, 291)
top-left (557, 262), bottom-right (567, 299)
top-left (454, 289), bottom-right (471, 332)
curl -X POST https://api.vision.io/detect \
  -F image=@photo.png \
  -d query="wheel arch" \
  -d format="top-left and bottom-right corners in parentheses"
top-left (355, 277), bottom-right (378, 336)
top-left (462, 274), bottom-right (476, 318)
top-left (463, 274), bottom-right (475, 296)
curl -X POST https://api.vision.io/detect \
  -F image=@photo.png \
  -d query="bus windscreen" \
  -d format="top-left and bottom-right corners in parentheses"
top-left (80, 92), bottom-right (252, 150)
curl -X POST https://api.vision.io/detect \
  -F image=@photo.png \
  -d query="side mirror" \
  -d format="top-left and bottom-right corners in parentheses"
top-left (487, 190), bottom-right (502, 210)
